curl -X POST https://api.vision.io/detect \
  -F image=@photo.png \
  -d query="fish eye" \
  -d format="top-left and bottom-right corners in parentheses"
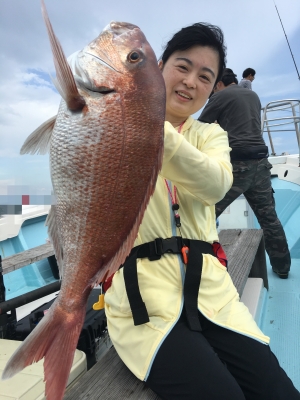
top-left (127, 51), bottom-right (141, 63)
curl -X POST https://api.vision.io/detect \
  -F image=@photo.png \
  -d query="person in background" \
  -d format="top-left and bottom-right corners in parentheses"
top-left (238, 67), bottom-right (256, 90)
top-left (105, 24), bottom-right (299, 400)
top-left (199, 70), bottom-right (291, 280)
top-left (224, 67), bottom-right (234, 74)
top-left (208, 67), bottom-right (234, 98)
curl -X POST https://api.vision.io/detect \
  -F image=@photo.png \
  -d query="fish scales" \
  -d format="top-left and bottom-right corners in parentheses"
top-left (51, 83), bottom-right (163, 277)
top-left (2, 2), bottom-right (165, 399)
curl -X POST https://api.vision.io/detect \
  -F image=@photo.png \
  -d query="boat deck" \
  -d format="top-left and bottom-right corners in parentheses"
top-left (259, 176), bottom-right (300, 391)
top-left (261, 257), bottom-right (300, 391)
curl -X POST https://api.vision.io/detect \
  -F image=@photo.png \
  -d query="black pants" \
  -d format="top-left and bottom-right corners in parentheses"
top-left (146, 311), bottom-right (300, 399)
top-left (215, 158), bottom-right (290, 274)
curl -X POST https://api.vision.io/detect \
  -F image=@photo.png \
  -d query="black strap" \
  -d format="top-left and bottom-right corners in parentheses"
top-left (123, 247), bottom-right (150, 326)
top-left (136, 237), bottom-right (184, 260)
top-left (122, 238), bottom-right (215, 328)
top-left (184, 240), bottom-right (204, 331)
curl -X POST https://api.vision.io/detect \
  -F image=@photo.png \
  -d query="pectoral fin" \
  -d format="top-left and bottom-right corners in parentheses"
top-left (20, 115), bottom-right (56, 155)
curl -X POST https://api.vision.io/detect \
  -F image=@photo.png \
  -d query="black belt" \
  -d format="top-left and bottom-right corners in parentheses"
top-left (230, 145), bottom-right (269, 161)
top-left (122, 237), bottom-right (215, 331)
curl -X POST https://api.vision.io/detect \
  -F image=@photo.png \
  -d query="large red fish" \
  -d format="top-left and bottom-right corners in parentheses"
top-left (2, 1), bottom-right (165, 398)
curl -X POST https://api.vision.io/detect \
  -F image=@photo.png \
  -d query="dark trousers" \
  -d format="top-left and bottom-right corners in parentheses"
top-left (215, 158), bottom-right (291, 274)
top-left (146, 311), bottom-right (300, 399)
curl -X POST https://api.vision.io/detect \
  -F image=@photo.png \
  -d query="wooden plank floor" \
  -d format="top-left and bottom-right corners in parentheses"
top-left (64, 347), bottom-right (159, 400)
top-left (219, 229), bottom-right (267, 295)
top-left (2, 242), bottom-right (54, 274)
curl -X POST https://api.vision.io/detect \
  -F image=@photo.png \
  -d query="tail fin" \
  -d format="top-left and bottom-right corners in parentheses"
top-left (2, 301), bottom-right (86, 400)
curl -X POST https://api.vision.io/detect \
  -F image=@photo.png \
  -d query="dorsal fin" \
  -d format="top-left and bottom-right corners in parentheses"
top-left (20, 115), bottom-right (56, 155)
top-left (41, 0), bottom-right (86, 111)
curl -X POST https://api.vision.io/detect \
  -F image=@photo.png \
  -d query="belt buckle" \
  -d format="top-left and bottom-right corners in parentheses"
top-left (157, 237), bottom-right (182, 255)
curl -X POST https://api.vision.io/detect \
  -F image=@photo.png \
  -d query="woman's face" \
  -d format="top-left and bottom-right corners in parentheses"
top-left (159, 46), bottom-right (219, 126)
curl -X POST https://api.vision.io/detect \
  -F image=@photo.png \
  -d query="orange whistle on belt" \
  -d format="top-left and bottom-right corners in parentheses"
top-left (93, 284), bottom-right (105, 310)
top-left (93, 294), bottom-right (105, 310)
top-left (181, 245), bottom-right (189, 264)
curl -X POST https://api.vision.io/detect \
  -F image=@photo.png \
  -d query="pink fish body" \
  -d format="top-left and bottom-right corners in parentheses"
top-left (2, 1), bottom-right (165, 399)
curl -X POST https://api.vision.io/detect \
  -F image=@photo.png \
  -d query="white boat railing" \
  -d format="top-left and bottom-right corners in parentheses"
top-left (261, 99), bottom-right (300, 163)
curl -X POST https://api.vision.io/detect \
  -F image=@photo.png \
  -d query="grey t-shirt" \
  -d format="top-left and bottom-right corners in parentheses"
top-left (199, 85), bottom-right (265, 149)
top-left (238, 78), bottom-right (252, 90)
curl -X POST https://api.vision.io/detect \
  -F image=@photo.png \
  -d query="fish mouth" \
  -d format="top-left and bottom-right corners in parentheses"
top-left (68, 51), bottom-right (116, 95)
top-left (76, 76), bottom-right (116, 95)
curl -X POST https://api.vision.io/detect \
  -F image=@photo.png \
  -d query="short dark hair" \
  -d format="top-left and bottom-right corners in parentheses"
top-left (160, 23), bottom-right (227, 84)
top-left (242, 68), bottom-right (256, 78)
top-left (221, 72), bottom-right (238, 86)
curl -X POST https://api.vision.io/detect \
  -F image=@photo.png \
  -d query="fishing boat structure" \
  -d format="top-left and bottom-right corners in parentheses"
top-left (0, 99), bottom-right (299, 397)
top-left (218, 99), bottom-right (300, 392)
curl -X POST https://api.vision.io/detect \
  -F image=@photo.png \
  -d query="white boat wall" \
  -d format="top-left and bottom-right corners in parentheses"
top-left (0, 205), bottom-right (55, 300)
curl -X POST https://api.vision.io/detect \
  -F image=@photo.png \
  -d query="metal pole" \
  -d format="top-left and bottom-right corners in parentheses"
top-left (274, 2), bottom-right (300, 81)
top-left (262, 104), bottom-right (276, 155)
top-left (0, 281), bottom-right (61, 314)
top-left (290, 102), bottom-right (300, 165)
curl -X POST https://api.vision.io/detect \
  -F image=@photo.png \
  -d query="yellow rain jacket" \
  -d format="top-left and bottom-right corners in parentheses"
top-left (105, 116), bottom-right (270, 381)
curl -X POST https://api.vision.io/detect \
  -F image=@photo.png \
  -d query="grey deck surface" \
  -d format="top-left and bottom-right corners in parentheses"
top-left (2, 242), bottom-right (54, 274)
top-left (64, 346), bottom-right (160, 400)
top-left (219, 229), bottom-right (268, 294)
top-left (64, 228), bottom-right (267, 400)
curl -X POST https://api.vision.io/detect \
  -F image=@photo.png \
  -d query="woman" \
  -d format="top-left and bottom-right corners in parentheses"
top-left (105, 23), bottom-right (300, 399)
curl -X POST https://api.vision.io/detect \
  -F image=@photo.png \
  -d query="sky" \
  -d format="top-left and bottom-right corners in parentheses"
top-left (0, 0), bottom-right (299, 197)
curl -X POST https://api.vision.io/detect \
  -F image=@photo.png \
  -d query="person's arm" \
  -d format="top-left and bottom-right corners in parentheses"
top-left (198, 94), bottom-right (221, 124)
top-left (161, 121), bottom-right (232, 206)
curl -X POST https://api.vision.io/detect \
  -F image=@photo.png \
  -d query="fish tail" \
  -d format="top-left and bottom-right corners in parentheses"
top-left (2, 302), bottom-right (86, 400)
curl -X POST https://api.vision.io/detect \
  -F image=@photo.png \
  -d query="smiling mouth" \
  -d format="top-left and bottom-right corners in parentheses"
top-left (176, 91), bottom-right (192, 100)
